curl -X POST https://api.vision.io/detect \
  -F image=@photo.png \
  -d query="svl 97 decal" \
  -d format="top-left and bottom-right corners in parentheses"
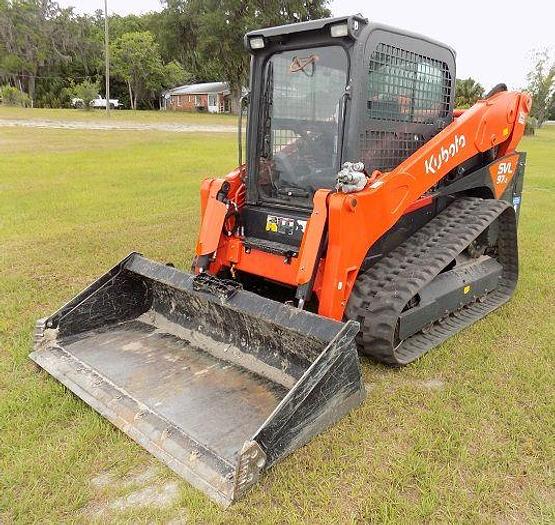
top-left (488, 154), bottom-right (520, 198)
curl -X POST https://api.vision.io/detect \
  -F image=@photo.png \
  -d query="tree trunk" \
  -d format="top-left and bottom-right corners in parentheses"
top-left (537, 107), bottom-right (546, 128)
top-left (28, 73), bottom-right (36, 108)
top-left (127, 81), bottom-right (134, 110)
top-left (230, 84), bottom-right (242, 115)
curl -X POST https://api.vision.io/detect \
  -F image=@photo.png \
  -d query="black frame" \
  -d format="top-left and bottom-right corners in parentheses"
top-left (245, 21), bottom-right (357, 208)
top-left (352, 28), bottom-right (456, 173)
top-left (244, 16), bottom-right (456, 210)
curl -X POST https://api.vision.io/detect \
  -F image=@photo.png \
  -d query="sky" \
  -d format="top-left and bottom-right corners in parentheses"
top-left (58, 0), bottom-right (554, 90)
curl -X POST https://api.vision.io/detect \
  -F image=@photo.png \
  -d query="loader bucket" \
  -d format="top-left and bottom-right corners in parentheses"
top-left (30, 253), bottom-right (365, 506)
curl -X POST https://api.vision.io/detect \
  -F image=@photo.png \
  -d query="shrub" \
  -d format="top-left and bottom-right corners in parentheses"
top-left (525, 116), bottom-right (538, 136)
top-left (72, 80), bottom-right (99, 110)
top-left (0, 85), bottom-right (32, 107)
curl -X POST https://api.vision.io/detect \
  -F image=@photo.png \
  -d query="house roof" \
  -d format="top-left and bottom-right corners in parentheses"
top-left (166, 81), bottom-right (230, 96)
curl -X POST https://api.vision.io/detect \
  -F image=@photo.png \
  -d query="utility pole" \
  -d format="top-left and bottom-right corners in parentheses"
top-left (104, 0), bottom-right (110, 116)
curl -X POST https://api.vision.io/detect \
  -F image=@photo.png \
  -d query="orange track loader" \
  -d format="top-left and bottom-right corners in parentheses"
top-left (31, 15), bottom-right (530, 506)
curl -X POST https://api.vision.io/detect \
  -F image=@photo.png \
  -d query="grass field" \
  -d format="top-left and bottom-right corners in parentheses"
top-left (0, 106), bottom-right (237, 125)
top-left (0, 122), bottom-right (554, 524)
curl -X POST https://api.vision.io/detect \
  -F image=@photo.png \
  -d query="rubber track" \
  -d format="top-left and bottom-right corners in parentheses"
top-left (345, 197), bottom-right (518, 365)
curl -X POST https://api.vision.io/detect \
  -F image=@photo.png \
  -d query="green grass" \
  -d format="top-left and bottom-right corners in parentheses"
top-left (0, 105), bottom-right (237, 125)
top-left (1, 123), bottom-right (554, 524)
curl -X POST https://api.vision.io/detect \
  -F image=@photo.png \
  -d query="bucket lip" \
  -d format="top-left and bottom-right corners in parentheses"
top-left (124, 253), bottom-right (345, 343)
top-left (30, 343), bottom-right (238, 507)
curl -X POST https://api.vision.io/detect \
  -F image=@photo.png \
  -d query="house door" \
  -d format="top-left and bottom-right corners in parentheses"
top-left (208, 94), bottom-right (218, 113)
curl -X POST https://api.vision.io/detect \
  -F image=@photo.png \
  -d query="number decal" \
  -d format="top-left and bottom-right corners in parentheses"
top-left (488, 155), bottom-right (519, 199)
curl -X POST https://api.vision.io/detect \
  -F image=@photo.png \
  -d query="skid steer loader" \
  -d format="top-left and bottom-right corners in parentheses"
top-left (31, 15), bottom-right (531, 506)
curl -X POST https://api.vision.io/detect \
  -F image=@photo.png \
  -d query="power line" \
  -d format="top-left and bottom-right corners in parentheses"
top-left (8, 72), bottom-right (103, 80)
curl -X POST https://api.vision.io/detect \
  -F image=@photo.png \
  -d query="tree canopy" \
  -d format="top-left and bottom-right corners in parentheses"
top-left (111, 31), bottom-right (187, 110)
top-left (455, 78), bottom-right (485, 109)
top-left (0, 0), bottom-right (330, 109)
top-left (526, 48), bottom-right (555, 127)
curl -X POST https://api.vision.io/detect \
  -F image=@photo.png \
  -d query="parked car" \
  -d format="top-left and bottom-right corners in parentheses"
top-left (71, 94), bottom-right (122, 109)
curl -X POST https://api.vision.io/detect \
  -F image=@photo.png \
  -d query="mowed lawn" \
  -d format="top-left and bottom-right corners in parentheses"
top-left (0, 122), bottom-right (553, 524)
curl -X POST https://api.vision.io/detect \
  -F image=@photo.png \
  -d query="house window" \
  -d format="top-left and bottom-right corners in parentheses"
top-left (195, 95), bottom-right (201, 106)
top-left (208, 94), bottom-right (217, 107)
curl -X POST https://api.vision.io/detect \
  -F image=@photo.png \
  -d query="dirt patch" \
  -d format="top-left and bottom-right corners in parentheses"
top-left (85, 465), bottom-right (180, 518)
top-left (110, 481), bottom-right (180, 511)
top-left (418, 378), bottom-right (444, 390)
top-left (90, 471), bottom-right (116, 488)
top-left (382, 376), bottom-right (446, 395)
top-left (0, 118), bottom-right (236, 133)
top-left (166, 511), bottom-right (189, 525)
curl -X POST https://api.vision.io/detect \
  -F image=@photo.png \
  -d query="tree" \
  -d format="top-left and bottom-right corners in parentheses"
top-left (164, 0), bottom-right (331, 112)
top-left (548, 94), bottom-right (555, 121)
top-left (0, 84), bottom-right (31, 106)
top-left (526, 48), bottom-right (555, 128)
top-left (0, 1), bottom-right (102, 105)
top-left (0, 0), bottom-right (331, 109)
top-left (111, 31), bottom-right (187, 109)
top-left (455, 78), bottom-right (485, 108)
top-left (163, 60), bottom-right (191, 88)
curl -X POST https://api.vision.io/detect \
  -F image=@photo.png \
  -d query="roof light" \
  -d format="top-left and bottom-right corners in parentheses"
top-left (249, 37), bottom-right (265, 50)
top-left (330, 23), bottom-right (349, 38)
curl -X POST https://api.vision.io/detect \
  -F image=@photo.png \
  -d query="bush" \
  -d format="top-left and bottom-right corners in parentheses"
top-left (0, 85), bottom-right (32, 107)
top-left (71, 80), bottom-right (99, 110)
top-left (35, 78), bottom-right (71, 108)
top-left (525, 116), bottom-right (538, 136)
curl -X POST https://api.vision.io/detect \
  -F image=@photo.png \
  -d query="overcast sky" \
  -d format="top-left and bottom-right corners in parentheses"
top-left (58, 0), bottom-right (554, 90)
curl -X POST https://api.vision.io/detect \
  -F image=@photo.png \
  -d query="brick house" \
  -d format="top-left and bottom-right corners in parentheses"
top-left (162, 81), bottom-right (232, 113)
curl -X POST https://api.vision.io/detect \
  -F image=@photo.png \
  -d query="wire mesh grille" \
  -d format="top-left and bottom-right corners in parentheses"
top-left (360, 131), bottom-right (426, 172)
top-left (272, 129), bottom-right (299, 154)
top-left (361, 42), bottom-right (452, 172)
top-left (367, 43), bottom-right (451, 124)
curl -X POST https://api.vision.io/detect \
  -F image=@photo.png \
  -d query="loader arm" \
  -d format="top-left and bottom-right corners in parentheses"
top-left (317, 90), bottom-right (531, 318)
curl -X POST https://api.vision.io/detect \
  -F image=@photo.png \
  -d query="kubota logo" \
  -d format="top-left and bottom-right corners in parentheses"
top-left (424, 134), bottom-right (466, 175)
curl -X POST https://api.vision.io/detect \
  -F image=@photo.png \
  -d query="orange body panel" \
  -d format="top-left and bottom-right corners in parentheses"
top-left (488, 154), bottom-right (520, 198)
top-left (219, 239), bottom-right (300, 285)
top-left (296, 190), bottom-right (329, 285)
top-left (194, 91), bottom-right (531, 320)
top-left (318, 91), bottom-right (530, 319)
top-left (195, 179), bottom-right (227, 256)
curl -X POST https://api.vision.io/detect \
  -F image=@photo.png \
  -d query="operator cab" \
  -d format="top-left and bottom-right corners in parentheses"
top-left (241, 15), bottom-right (455, 251)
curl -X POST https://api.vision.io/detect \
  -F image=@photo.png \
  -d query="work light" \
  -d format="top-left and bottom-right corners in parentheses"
top-left (249, 36), bottom-right (265, 49)
top-left (330, 23), bottom-right (349, 38)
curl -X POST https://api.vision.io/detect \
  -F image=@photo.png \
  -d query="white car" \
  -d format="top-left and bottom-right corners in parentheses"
top-left (72, 94), bottom-right (122, 109)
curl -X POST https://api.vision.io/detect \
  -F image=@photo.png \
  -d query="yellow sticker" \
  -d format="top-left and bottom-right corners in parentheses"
top-left (265, 216), bottom-right (278, 232)
top-left (463, 285), bottom-right (471, 294)
top-left (503, 127), bottom-right (509, 137)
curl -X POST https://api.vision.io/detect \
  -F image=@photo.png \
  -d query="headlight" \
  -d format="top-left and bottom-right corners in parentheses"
top-left (249, 37), bottom-right (265, 50)
top-left (330, 23), bottom-right (349, 38)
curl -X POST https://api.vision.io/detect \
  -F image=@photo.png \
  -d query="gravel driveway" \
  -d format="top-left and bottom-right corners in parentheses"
top-left (0, 118), bottom-right (237, 133)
